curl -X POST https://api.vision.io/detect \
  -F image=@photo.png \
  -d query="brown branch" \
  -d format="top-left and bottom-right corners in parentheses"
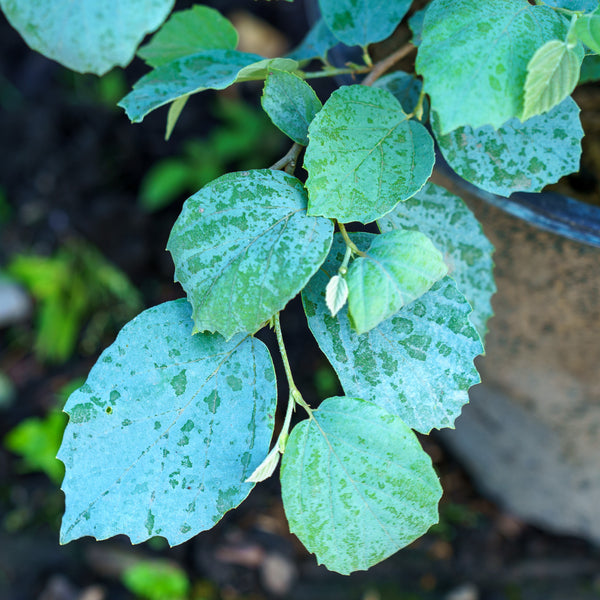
top-left (361, 42), bottom-right (416, 87)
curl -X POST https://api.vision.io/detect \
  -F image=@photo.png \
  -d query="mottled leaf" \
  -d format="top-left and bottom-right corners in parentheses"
top-left (261, 71), bottom-right (322, 145)
top-left (373, 71), bottom-right (429, 121)
top-left (346, 231), bottom-right (447, 334)
top-left (417, 0), bottom-right (569, 132)
top-left (325, 275), bottom-right (348, 317)
top-left (305, 85), bottom-right (434, 223)
top-left (138, 5), bottom-right (238, 67)
top-left (377, 182), bottom-right (496, 341)
top-left (280, 396), bottom-right (442, 574)
top-left (167, 170), bottom-right (333, 339)
top-left (575, 11), bottom-right (600, 54)
top-left (432, 97), bottom-right (583, 197)
top-left (58, 299), bottom-right (277, 545)
top-left (318, 0), bottom-right (412, 47)
top-left (522, 40), bottom-right (584, 120)
top-left (302, 234), bottom-right (483, 433)
top-left (119, 50), bottom-right (263, 122)
top-left (287, 18), bottom-right (340, 63)
top-left (0, 0), bottom-right (174, 75)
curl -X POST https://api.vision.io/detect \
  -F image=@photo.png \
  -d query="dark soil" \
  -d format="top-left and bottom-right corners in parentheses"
top-left (2, 2), bottom-right (600, 600)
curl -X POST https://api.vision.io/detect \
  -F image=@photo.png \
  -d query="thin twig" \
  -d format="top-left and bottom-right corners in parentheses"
top-left (361, 42), bottom-right (416, 87)
top-left (269, 142), bottom-right (304, 174)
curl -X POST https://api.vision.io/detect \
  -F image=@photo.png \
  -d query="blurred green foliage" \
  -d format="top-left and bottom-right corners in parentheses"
top-left (7, 239), bottom-right (142, 364)
top-left (4, 378), bottom-right (84, 483)
top-left (122, 560), bottom-right (190, 600)
top-left (140, 98), bottom-right (283, 212)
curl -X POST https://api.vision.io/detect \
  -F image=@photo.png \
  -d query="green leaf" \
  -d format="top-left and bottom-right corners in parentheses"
top-left (58, 299), bottom-right (277, 545)
top-left (417, 0), bottom-right (569, 132)
top-left (167, 170), bottom-right (333, 339)
top-left (346, 231), bottom-right (448, 334)
top-left (318, 0), bottom-right (412, 47)
top-left (522, 40), bottom-right (584, 121)
top-left (580, 53), bottom-right (600, 82)
top-left (432, 97), bottom-right (583, 197)
top-left (118, 50), bottom-right (264, 123)
top-left (377, 182), bottom-right (496, 341)
top-left (138, 5), bottom-right (238, 67)
top-left (287, 18), bottom-right (340, 63)
top-left (373, 71), bottom-right (429, 121)
top-left (0, 0), bottom-right (174, 75)
top-left (280, 396), bottom-right (442, 574)
top-left (235, 58), bottom-right (299, 82)
top-left (302, 233), bottom-right (483, 433)
top-left (261, 70), bottom-right (322, 145)
top-left (575, 11), bottom-right (600, 54)
top-left (325, 275), bottom-right (349, 317)
top-left (304, 85), bottom-right (434, 223)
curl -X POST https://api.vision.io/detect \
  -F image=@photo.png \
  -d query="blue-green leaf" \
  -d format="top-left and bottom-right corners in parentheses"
top-left (417, 0), bottom-right (569, 132)
top-left (137, 5), bottom-right (238, 67)
top-left (580, 53), bottom-right (600, 82)
top-left (280, 396), bottom-right (442, 575)
top-left (346, 230), bottom-right (448, 334)
top-left (58, 299), bottom-right (277, 546)
top-left (119, 50), bottom-right (263, 122)
top-left (522, 40), bottom-right (584, 120)
top-left (409, 9), bottom-right (426, 47)
top-left (302, 234), bottom-right (483, 433)
top-left (261, 71), bottom-right (322, 145)
top-left (287, 18), bottom-right (340, 63)
top-left (545, 0), bottom-right (598, 10)
top-left (167, 170), bottom-right (333, 340)
top-left (432, 98), bottom-right (583, 197)
top-left (0, 0), bottom-right (174, 75)
top-left (373, 71), bottom-right (429, 121)
top-left (305, 85), bottom-right (434, 223)
top-left (318, 0), bottom-right (412, 47)
top-left (378, 182), bottom-right (496, 341)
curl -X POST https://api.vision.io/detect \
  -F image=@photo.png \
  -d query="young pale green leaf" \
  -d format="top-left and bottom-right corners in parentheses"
top-left (287, 18), bottom-right (340, 63)
top-left (325, 275), bottom-right (349, 317)
top-left (119, 49), bottom-right (263, 122)
top-left (575, 11), bottom-right (600, 54)
top-left (346, 230), bottom-right (448, 334)
top-left (137, 5), bottom-right (238, 67)
top-left (58, 299), bottom-right (277, 546)
top-left (165, 95), bottom-right (189, 140)
top-left (304, 85), bottom-right (434, 223)
top-left (318, 0), bottom-right (411, 47)
top-left (280, 396), bottom-right (442, 574)
top-left (417, 0), bottom-right (569, 132)
top-left (167, 170), bottom-right (333, 340)
top-left (302, 234), bottom-right (482, 433)
top-left (236, 58), bottom-right (299, 82)
top-left (261, 71), bottom-right (322, 145)
top-left (373, 71), bottom-right (430, 123)
top-left (378, 183), bottom-right (495, 341)
top-left (522, 40), bottom-right (584, 121)
top-left (0, 0), bottom-right (174, 75)
top-left (432, 97), bottom-right (583, 197)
